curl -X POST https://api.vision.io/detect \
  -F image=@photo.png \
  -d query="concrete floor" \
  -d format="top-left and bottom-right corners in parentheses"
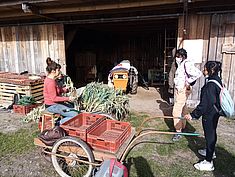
top-left (128, 86), bottom-right (172, 117)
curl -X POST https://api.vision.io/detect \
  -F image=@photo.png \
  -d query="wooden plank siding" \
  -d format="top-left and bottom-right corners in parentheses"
top-left (223, 14), bottom-right (235, 102)
top-left (178, 14), bottom-right (235, 105)
top-left (0, 24), bottom-right (66, 74)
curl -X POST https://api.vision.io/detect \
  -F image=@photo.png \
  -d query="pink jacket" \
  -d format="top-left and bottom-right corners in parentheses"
top-left (43, 77), bottom-right (69, 105)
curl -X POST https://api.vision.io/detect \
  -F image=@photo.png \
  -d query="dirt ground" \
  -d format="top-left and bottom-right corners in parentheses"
top-left (0, 86), bottom-right (234, 177)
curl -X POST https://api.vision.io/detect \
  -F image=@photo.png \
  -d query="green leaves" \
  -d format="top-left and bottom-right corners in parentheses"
top-left (22, 105), bottom-right (45, 123)
top-left (79, 82), bottom-right (129, 120)
top-left (18, 96), bottom-right (36, 105)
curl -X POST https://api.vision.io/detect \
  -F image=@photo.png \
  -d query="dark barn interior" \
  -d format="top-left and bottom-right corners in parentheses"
top-left (65, 19), bottom-right (178, 87)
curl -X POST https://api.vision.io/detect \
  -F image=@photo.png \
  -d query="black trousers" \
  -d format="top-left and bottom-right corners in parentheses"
top-left (202, 112), bottom-right (220, 162)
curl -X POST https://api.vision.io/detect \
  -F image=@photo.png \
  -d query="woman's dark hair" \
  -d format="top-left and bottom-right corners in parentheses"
top-left (205, 61), bottom-right (222, 78)
top-left (176, 48), bottom-right (187, 59)
top-left (57, 63), bottom-right (62, 70)
top-left (46, 57), bottom-right (53, 66)
top-left (46, 61), bottom-right (60, 73)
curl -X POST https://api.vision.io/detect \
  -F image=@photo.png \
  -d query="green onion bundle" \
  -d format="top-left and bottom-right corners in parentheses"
top-left (79, 82), bottom-right (129, 120)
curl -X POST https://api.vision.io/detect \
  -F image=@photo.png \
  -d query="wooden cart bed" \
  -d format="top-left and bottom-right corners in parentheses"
top-left (34, 127), bottom-right (136, 161)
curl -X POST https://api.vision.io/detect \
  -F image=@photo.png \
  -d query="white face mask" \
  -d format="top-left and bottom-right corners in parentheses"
top-left (176, 57), bottom-right (182, 64)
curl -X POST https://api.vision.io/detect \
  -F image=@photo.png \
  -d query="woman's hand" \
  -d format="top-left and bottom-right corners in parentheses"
top-left (62, 86), bottom-right (69, 93)
top-left (186, 85), bottom-right (191, 91)
top-left (184, 114), bottom-right (192, 120)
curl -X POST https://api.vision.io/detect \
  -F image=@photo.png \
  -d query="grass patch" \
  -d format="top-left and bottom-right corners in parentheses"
top-left (126, 112), bottom-right (150, 127)
top-left (0, 124), bottom-right (38, 157)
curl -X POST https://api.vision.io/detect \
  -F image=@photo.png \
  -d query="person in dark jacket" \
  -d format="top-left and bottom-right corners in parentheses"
top-left (184, 61), bottom-right (222, 171)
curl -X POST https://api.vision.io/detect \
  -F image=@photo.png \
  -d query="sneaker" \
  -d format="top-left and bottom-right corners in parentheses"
top-left (198, 149), bottom-right (216, 159)
top-left (194, 160), bottom-right (214, 171)
top-left (172, 134), bottom-right (182, 142)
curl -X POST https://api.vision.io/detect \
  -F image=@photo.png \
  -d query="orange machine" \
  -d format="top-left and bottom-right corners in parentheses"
top-left (112, 71), bottom-right (129, 91)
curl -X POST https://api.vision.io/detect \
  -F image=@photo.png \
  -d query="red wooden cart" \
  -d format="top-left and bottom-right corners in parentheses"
top-left (34, 114), bottom-right (199, 177)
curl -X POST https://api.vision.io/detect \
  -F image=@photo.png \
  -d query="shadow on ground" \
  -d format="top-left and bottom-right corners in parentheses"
top-left (157, 86), bottom-right (206, 147)
top-left (126, 156), bottom-right (154, 177)
top-left (156, 96), bottom-right (207, 164)
top-left (213, 146), bottom-right (235, 177)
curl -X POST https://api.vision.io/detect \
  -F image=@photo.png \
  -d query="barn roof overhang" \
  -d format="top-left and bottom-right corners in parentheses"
top-left (0, 0), bottom-right (235, 26)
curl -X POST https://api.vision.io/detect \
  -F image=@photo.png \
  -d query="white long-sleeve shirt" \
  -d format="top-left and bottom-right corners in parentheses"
top-left (174, 59), bottom-right (202, 90)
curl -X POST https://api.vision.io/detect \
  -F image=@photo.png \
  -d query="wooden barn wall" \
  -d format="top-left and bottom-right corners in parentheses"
top-left (0, 24), bottom-right (65, 74)
top-left (178, 14), bottom-right (235, 105)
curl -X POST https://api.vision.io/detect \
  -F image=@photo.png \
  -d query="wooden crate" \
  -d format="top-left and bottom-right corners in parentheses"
top-left (0, 81), bottom-right (44, 107)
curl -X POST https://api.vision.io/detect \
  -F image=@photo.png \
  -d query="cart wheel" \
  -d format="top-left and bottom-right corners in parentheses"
top-left (130, 82), bottom-right (138, 94)
top-left (51, 136), bottom-right (94, 177)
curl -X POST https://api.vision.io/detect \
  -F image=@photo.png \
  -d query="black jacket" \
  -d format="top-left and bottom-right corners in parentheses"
top-left (190, 75), bottom-right (222, 119)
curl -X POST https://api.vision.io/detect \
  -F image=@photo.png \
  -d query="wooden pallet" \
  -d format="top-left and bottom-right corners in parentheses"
top-left (0, 81), bottom-right (44, 107)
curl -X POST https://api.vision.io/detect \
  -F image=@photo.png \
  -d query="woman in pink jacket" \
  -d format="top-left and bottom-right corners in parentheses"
top-left (43, 61), bottom-right (78, 124)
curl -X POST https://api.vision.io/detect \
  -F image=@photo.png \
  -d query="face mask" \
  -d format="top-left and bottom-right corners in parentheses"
top-left (176, 57), bottom-right (182, 64)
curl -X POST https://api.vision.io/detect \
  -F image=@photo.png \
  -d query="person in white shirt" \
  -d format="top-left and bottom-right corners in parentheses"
top-left (172, 48), bottom-right (202, 141)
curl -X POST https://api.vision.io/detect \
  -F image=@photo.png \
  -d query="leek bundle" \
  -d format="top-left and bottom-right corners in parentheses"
top-left (79, 82), bottom-right (129, 120)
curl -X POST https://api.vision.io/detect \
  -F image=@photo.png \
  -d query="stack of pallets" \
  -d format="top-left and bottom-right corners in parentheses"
top-left (0, 72), bottom-right (44, 107)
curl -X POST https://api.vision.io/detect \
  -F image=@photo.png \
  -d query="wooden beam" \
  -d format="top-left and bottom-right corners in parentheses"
top-left (0, 11), bottom-right (32, 19)
top-left (40, 0), bottom-right (180, 14)
top-left (0, 0), bottom-right (63, 7)
top-left (0, 10), bottom-right (54, 20)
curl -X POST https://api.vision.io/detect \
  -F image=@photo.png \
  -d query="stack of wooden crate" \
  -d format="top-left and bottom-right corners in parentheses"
top-left (0, 72), bottom-right (44, 107)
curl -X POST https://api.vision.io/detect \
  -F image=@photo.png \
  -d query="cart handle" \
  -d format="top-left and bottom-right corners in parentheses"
top-left (137, 116), bottom-right (184, 134)
top-left (120, 130), bottom-right (200, 162)
top-left (137, 128), bottom-right (199, 136)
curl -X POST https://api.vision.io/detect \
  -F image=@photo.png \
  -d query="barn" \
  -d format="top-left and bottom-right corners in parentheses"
top-left (0, 0), bottom-right (235, 105)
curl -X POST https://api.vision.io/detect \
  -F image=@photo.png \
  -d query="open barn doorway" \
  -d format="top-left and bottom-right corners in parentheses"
top-left (64, 19), bottom-right (177, 89)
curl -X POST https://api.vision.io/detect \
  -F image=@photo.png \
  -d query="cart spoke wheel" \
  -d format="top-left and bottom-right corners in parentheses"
top-left (51, 136), bottom-right (94, 177)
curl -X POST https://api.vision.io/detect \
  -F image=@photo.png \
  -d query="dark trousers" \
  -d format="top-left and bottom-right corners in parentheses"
top-left (202, 113), bottom-right (220, 162)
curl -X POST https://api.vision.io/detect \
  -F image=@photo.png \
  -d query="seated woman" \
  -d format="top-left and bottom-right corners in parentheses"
top-left (43, 61), bottom-right (78, 124)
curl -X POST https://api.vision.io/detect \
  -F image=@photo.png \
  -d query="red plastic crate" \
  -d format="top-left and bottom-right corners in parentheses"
top-left (60, 113), bottom-right (105, 141)
top-left (87, 119), bottom-right (131, 153)
top-left (13, 104), bottom-right (39, 115)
